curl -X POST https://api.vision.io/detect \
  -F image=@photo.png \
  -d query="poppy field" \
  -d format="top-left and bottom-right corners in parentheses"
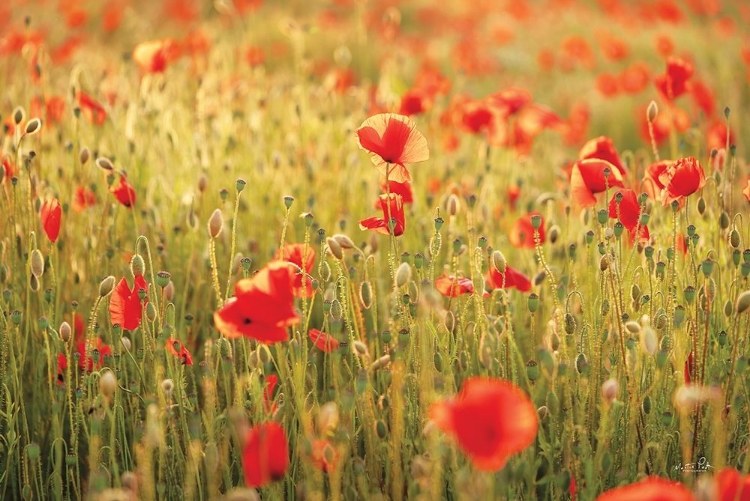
top-left (2, 0), bottom-right (750, 499)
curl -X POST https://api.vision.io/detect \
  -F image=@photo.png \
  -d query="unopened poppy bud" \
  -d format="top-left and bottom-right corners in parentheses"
top-left (548, 225), bottom-right (560, 244)
top-left (100, 370), bottom-right (117, 399)
top-left (121, 337), bottom-right (131, 351)
top-left (647, 101), bottom-right (658, 122)
top-left (640, 326), bottom-right (658, 355)
top-left (446, 194), bottom-right (460, 216)
top-left (492, 250), bottom-right (506, 273)
top-left (352, 340), bottom-right (369, 357)
top-left (326, 237), bottom-right (343, 260)
top-left (719, 211), bottom-right (730, 230)
top-left (96, 157), bottom-right (114, 172)
top-left (697, 197), bottom-right (706, 215)
top-left (146, 302), bottom-right (157, 322)
top-left (395, 262), bottom-right (411, 288)
top-left (600, 255), bottom-right (609, 271)
top-left (24, 118), bottom-right (41, 135)
top-left (730, 229), bottom-right (740, 248)
top-left (601, 378), bottom-right (619, 403)
top-left (79, 147), bottom-right (90, 165)
top-left (208, 209), bottom-right (223, 238)
top-left (332, 233), bottom-right (355, 250)
top-left (13, 106), bottom-right (25, 125)
top-left (59, 321), bottom-right (72, 342)
top-left (30, 249), bottom-right (44, 278)
top-left (625, 321), bottom-right (640, 334)
top-left (369, 354), bottom-right (391, 371)
top-left (99, 275), bottom-right (115, 297)
top-left (130, 254), bottom-right (145, 277)
top-left (737, 290), bottom-right (750, 314)
top-left (164, 280), bottom-right (175, 301)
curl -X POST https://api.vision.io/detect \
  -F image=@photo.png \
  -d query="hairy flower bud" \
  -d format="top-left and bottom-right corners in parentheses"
top-left (30, 249), bottom-right (44, 278)
top-left (208, 209), bottom-right (224, 238)
top-left (99, 275), bottom-right (115, 297)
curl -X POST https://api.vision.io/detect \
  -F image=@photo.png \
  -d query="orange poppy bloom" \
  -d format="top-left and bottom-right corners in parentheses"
top-left (133, 39), bottom-right (182, 74)
top-left (510, 212), bottom-right (545, 249)
top-left (714, 467), bottom-right (750, 500)
top-left (263, 374), bottom-right (278, 413)
top-left (311, 439), bottom-right (338, 473)
top-left (597, 31), bottom-right (629, 61)
top-left (77, 91), bottom-right (107, 126)
top-left (596, 476), bottom-right (693, 501)
top-left (658, 156), bottom-right (706, 208)
top-left (165, 338), bottom-right (193, 366)
top-left (242, 422), bottom-right (289, 487)
top-left (596, 73), bottom-right (621, 97)
top-left (213, 261), bottom-right (300, 343)
top-left (619, 62), bottom-right (650, 94)
top-left (608, 189), bottom-right (649, 243)
top-left (642, 160), bottom-right (671, 203)
top-left (430, 377), bottom-right (537, 471)
top-left (308, 329), bottom-right (340, 353)
top-left (359, 193), bottom-right (406, 236)
top-left (486, 264), bottom-right (532, 293)
top-left (275, 244), bottom-right (315, 298)
top-left (73, 185), bottom-right (97, 213)
top-left (705, 120), bottom-right (733, 152)
top-left (356, 113), bottom-right (429, 183)
top-left (570, 159), bottom-right (625, 208)
top-left (655, 56), bottom-right (693, 100)
top-left (41, 198), bottom-right (62, 243)
top-left (111, 176), bottom-right (136, 208)
top-left (579, 136), bottom-right (627, 177)
top-left (435, 275), bottom-right (474, 297)
top-left (689, 78), bottom-right (715, 117)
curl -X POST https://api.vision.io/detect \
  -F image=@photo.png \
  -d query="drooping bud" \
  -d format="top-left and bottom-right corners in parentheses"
top-left (208, 209), bottom-right (223, 238)
top-left (492, 250), bottom-right (506, 273)
top-left (332, 234), bottom-right (355, 250)
top-left (79, 147), bottom-right (90, 165)
top-left (326, 237), bottom-right (343, 260)
top-left (95, 157), bottom-right (114, 172)
top-left (24, 118), bottom-right (41, 135)
top-left (445, 194), bottom-right (460, 216)
top-left (99, 275), bottom-right (115, 297)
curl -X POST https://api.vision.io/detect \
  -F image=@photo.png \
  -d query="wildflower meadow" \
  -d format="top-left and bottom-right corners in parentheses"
top-left (1, 0), bottom-right (750, 500)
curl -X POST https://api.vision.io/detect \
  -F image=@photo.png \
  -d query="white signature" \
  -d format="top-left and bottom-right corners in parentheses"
top-left (673, 457), bottom-right (714, 473)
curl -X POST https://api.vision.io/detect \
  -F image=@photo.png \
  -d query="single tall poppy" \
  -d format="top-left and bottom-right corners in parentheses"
top-left (111, 175), bottom-right (136, 208)
top-left (213, 261), bottom-right (300, 343)
top-left (355, 113), bottom-right (429, 183)
top-left (242, 422), bottom-right (289, 488)
top-left (429, 377), bottom-right (538, 471)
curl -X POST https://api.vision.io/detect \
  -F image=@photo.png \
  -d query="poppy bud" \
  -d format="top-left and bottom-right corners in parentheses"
top-left (564, 313), bottom-right (576, 334)
top-left (59, 321), bottom-right (72, 342)
top-left (719, 211), bottom-right (730, 230)
top-left (99, 275), bottom-right (115, 297)
top-left (79, 147), bottom-right (90, 165)
top-left (96, 157), bottom-right (114, 172)
top-left (640, 326), bottom-right (657, 355)
top-left (100, 370), bottom-right (117, 399)
top-left (369, 354), bottom-right (391, 371)
top-left (395, 262), bottom-right (411, 288)
top-left (730, 229), bottom-right (740, 248)
top-left (13, 106), bottom-right (25, 125)
top-left (601, 378), bottom-right (619, 403)
top-left (352, 340), bottom-right (369, 357)
top-left (30, 249), bottom-right (44, 278)
top-left (697, 197), bottom-right (706, 215)
top-left (130, 254), bottom-right (145, 277)
top-left (121, 337), bottom-right (132, 351)
top-left (737, 290), bottom-right (750, 314)
top-left (548, 225), bottom-right (560, 244)
top-left (24, 118), bottom-right (41, 135)
top-left (207, 209), bottom-right (223, 238)
top-left (647, 101), bottom-right (658, 122)
top-left (492, 250), bottom-right (506, 273)
top-left (625, 321), bottom-right (640, 334)
top-left (326, 237), bottom-right (343, 260)
top-left (446, 194), bottom-right (460, 216)
top-left (332, 234), bottom-right (355, 250)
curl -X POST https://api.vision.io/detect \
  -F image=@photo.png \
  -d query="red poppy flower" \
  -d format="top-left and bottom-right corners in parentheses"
top-left (242, 422), bottom-right (289, 488)
top-left (73, 185), bottom-right (97, 213)
top-left (658, 156), bottom-right (706, 208)
top-left (311, 439), bottom-right (339, 473)
top-left (308, 329), bottom-right (340, 353)
top-left (461, 103), bottom-right (494, 135)
top-left (40, 197), bottom-right (62, 243)
top-left (510, 212), bottom-right (545, 249)
top-left (596, 476), bottom-right (693, 501)
top-left (165, 338), bottom-right (193, 366)
top-left (263, 374), bottom-right (278, 413)
top-left (213, 261), bottom-right (300, 343)
top-left (578, 136), bottom-right (627, 177)
top-left (413, 63), bottom-right (451, 98)
top-left (684, 351), bottom-right (694, 385)
top-left (56, 352), bottom-right (67, 383)
top-left (608, 189), bottom-right (649, 243)
top-left (398, 89), bottom-right (430, 116)
top-left (570, 159), bottom-right (625, 208)
top-left (380, 179), bottom-right (414, 204)
top-left (619, 62), bottom-right (650, 94)
top-left (133, 39), bottom-right (182, 74)
top-left (44, 96), bottom-right (66, 124)
top-left (111, 175), bottom-right (136, 208)
top-left (714, 467), bottom-right (750, 501)
top-left (642, 160), bottom-right (671, 202)
top-left (486, 264), bottom-right (532, 293)
top-left (706, 120), bottom-right (734, 152)
top-left (596, 73), bottom-right (620, 97)
top-left (275, 244), bottom-right (316, 298)
top-left (355, 113), bottom-right (429, 183)
top-left (102, 1), bottom-right (123, 32)
top-left (435, 275), bottom-right (474, 297)
top-left (689, 78), bottom-right (715, 117)
top-left (77, 91), bottom-right (107, 125)
top-left (1, 157), bottom-right (16, 181)
top-left (72, 312), bottom-right (86, 342)
top-left (655, 56), bottom-right (693, 100)
top-left (429, 377), bottom-right (537, 471)
top-left (486, 87), bottom-right (533, 117)
top-left (76, 338), bottom-right (112, 372)
top-left (597, 31), bottom-right (629, 61)
top-left (110, 275), bottom-right (149, 331)
top-left (359, 193), bottom-right (405, 237)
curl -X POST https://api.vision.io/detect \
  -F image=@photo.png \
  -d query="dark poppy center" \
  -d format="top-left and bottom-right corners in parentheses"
top-left (243, 317), bottom-right (252, 325)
